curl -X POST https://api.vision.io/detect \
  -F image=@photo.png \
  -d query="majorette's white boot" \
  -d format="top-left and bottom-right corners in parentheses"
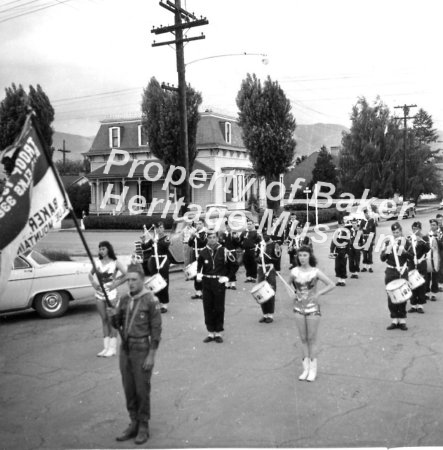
top-left (103, 337), bottom-right (117, 357)
top-left (299, 358), bottom-right (310, 381)
top-left (307, 358), bottom-right (317, 382)
top-left (97, 337), bottom-right (110, 357)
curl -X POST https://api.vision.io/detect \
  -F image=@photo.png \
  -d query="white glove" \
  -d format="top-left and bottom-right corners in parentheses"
top-left (218, 276), bottom-right (229, 284)
top-left (196, 273), bottom-right (203, 282)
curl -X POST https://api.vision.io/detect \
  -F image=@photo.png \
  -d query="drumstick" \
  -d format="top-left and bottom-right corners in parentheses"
top-left (276, 271), bottom-right (297, 297)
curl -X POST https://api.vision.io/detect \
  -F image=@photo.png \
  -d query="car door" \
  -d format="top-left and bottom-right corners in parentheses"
top-left (1, 256), bottom-right (35, 312)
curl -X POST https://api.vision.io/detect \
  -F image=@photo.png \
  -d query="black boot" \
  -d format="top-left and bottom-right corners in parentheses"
top-left (135, 421), bottom-right (150, 445)
top-left (116, 421), bottom-right (138, 442)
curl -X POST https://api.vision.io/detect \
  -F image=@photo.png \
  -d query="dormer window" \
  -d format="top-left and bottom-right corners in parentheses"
top-left (225, 122), bottom-right (232, 144)
top-left (109, 127), bottom-right (120, 148)
top-left (138, 125), bottom-right (148, 147)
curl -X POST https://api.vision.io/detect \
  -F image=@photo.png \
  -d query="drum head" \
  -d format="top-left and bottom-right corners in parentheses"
top-left (386, 278), bottom-right (406, 290)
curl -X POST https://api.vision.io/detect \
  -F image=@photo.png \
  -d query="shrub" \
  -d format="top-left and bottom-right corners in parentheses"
top-left (259, 208), bottom-right (340, 225)
top-left (84, 214), bottom-right (175, 230)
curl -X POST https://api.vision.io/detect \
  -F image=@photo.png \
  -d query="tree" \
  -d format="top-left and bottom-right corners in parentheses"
top-left (67, 183), bottom-right (91, 217)
top-left (141, 77), bottom-right (202, 202)
top-left (412, 108), bottom-right (438, 145)
top-left (310, 145), bottom-right (338, 189)
top-left (236, 73), bottom-right (296, 211)
top-left (55, 158), bottom-right (89, 176)
top-left (0, 83), bottom-right (55, 175)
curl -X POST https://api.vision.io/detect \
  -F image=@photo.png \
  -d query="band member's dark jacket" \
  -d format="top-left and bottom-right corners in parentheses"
top-left (255, 238), bottom-right (281, 271)
top-left (197, 244), bottom-right (237, 279)
top-left (360, 217), bottom-right (377, 242)
top-left (330, 226), bottom-right (351, 254)
top-left (188, 229), bottom-right (208, 261)
top-left (380, 238), bottom-right (414, 277)
top-left (240, 229), bottom-right (261, 251)
top-left (349, 226), bottom-right (365, 249)
top-left (407, 233), bottom-right (430, 272)
top-left (219, 230), bottom-right (242, 251)
top-left (288, 234), bottom-right (313, 266)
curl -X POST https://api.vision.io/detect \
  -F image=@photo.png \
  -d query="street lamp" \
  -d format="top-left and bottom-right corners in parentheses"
top-left (186, 52), bottom-right (268, 67)
top-left (303, 187), bottom-right (311, 225)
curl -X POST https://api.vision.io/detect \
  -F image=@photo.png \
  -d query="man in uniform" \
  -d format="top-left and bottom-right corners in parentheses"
top-left (219, 220), bottom-right (242, 289)
top-left (285, 212), bottom-right (298, 242)
top-left (188, 219), bottom-right (207, 299)
top-left (109, 263), bottom-right (162, 445)
top-left (426, 218), bottom-right (442, 302)
top-left (348, 219), bottom-right (363, 279)
top-left (330, 218), bottom-right (351, 286)
top-left (360, 207), bottom-right (376, 273)
top-left (197, 228), bottom-right (237, 343)
top-left (241, 219), bottom-right (262, 282)
top-left (287, 222), bottom-right (312, 269)
top-left (255, 232), bottom-right (281, 323)
top-left (407, 221), bottom-right (430, 313)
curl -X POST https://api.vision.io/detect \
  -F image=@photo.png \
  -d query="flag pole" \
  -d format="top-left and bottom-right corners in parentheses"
top-left (30, 112), bottom-right (114, 308)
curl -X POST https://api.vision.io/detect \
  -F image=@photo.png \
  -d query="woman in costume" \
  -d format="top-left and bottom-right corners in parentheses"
top-left (289, 245), bottom-right (335, 382)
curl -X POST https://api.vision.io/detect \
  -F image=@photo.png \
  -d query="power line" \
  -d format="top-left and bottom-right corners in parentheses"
top-left (0, 0), bottom-right (73, 23)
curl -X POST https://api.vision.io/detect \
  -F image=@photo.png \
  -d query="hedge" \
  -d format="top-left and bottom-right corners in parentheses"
top-left (84, 214), bottom-right (175, 230)
top-left (260, 208), bottom-right (340, 225)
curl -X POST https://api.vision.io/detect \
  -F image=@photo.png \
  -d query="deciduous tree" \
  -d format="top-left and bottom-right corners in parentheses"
top-left (236, 73), bottom-right (296, 211)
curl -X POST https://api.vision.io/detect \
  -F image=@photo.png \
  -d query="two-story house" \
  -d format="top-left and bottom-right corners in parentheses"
top-left (85, 111), bottom-right (265, 215)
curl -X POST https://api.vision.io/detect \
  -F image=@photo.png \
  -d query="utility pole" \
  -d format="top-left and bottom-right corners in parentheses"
top-left (151, 1), bottom-right (208, 212)
top-left (57, 140), bottom-right (71, 170)
top-left (394, 104), bottom-right (416, 202)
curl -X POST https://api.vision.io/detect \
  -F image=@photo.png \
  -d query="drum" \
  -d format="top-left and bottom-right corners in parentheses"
top-left (408, 269), bottom-right (425, 290)
top-left (250, 281), bottom-right (275, 304)
top-left (184, 261), bottom-right (198, 280)
top-left (386, 278), bottom-right (412, 304)
top-left (145, 273), bottom-right (167, 294)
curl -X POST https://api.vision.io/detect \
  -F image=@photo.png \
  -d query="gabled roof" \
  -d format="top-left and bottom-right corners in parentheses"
top-left (87, 159), bottom-right (214, 180)
top-left (86, 111), bottom-right (246, 155)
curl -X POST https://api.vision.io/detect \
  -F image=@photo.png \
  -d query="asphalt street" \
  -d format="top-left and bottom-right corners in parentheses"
top-left (1, 209), bottom-right (443, 449)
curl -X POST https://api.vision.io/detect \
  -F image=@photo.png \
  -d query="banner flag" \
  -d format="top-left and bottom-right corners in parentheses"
top-left (0, 114), bottom-right (70, 293)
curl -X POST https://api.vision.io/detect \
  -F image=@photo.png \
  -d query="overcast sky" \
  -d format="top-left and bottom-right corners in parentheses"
top-left (1, 0), bottom-right (442, 137)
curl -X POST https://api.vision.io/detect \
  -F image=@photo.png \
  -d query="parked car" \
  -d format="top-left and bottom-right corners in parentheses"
top-left (343, 204), bottom-right (380, 225)
top-left (167, 206), bottom-right (256, 264)
top-left (375, 199), bottom-right (416, 220)
top-left (2, 250), bottom-right (94, 318)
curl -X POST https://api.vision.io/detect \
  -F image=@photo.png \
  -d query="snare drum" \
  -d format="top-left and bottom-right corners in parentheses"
top-left (386, 278), bottom-right (412, 304)
top-left (145, 273), bottom-right (167, 294)
top-left (250, 281), bottom-right (275, 304)
top-left (184, 261), bottom-right (198, 280)
top-left (408, 269), bottom-right (425, 290)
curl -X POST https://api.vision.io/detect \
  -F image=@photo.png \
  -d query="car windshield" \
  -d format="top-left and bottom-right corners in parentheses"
top-left (26, 251), bottom-right (51, 265)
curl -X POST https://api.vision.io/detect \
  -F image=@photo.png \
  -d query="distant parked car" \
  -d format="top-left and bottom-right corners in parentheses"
top-left (376, 199), bottom-right (416, 220)
top-left (2, 251), bottom-right (93, 318)
top-left (343, 204), bottom-right (380, 225)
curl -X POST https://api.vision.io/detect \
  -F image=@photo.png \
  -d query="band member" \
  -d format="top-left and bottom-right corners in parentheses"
top-left (181, 222), bottom-right (195, 268)
top-left (380, 222), bottom-right (413, 330)
top-left (219, 221), bottom-right (242, 289)
top-left (360, 208), bottom-right (376, 272)
top-left (425, 219), bottom-right (442, 302)
top-left (88, 241), bottom-right (127, 357)
top-left (140, 225), bottom-right (155, 276)
top-left (435, 214), bottom-right (443, 287)
top-left (255, 233), bottom-right (281, 323)
top-left (188, 219), bottom-right (207, 299)
top-left (241, 219), bottom-right (262, 282)
top-left (288, 222), bottom-right (313, 269)
top-left (407, 221), bottom-right (430, 313)
top-left (196, 229), bottom-right (237, 343)
top-left (330, 218), bottom-right (350, 286)
top-left (269, 217), bottom-right (285, 246)
top-left (285, 212), bottom-right (298, 242)
top-left (109, 263), bottom-right (162, 445)
top-left (348, 219), bottom-right (363, 278)
top-left (289, 246), bottom-right (335, 382)
top-left (146, 221), bottom-right (171, 313)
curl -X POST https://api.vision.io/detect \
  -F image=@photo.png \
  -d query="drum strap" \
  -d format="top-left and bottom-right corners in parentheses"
top-left (392, 238), bottom-right (407, 275)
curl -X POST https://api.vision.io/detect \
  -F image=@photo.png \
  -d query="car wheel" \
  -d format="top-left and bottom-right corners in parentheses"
top-left (34, 291), bottom-right (69, 318)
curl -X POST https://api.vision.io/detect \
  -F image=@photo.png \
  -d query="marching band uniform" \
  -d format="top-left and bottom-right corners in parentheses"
top-left (197, 232), bottom-right (237, 343)
top-left (241, 226), bottom-right (262, 282)
top-left (188, 226), bottom-right (208, 299)
top-left (348, 221), bottom-right (364, 278)
top-left (380, 226), bottom-right (414, 330)
top-left (330, 224), bottom-right (351, 286)
top-left (255, 234), bottom-right (281, 323)
top-left (219, 228), bottom-right (242, 289)
top-left (146, 233), bottom-right (171, 313)
top-left (407, 226), bottom-right (430, 313)
top-left (288, 227), bottom-right (313, 268)
top-left (360, 213), bottom-right (376, 272)
top-left (285, 214), bottom-right (298, 241)
top-left (425, 222), bottom-right (442, 302)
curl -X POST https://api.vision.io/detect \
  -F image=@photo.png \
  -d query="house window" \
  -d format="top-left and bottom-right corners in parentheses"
top-left (166, 182), bottom-right (178, 203)
top-left (138, 125), bottom-right (148, 147)
top-left (224, 173), bottom-right (236, 202)
top-left (104, 181), bottom-right (122, 205)
top-left (225, 122), bottom-right (232, 144)
top-left (109, 127), bottom-right (120, 148)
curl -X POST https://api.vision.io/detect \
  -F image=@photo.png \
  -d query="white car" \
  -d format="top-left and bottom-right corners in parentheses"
top-left (2, 250), bottom-right (94, 318)
top-left (343, 205), bottom-right (380, 225)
